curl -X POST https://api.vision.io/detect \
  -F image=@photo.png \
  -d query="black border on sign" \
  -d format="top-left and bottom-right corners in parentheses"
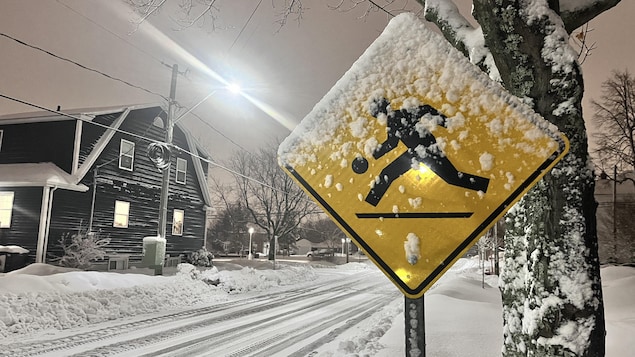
top-left (284, 140), bottom-right (566, 297)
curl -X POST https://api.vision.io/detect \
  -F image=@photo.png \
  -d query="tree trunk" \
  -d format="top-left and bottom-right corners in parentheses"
top-left (472, 1), bottom-right (605, 355)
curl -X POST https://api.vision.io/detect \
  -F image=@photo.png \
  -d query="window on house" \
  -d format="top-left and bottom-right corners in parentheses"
top-left (0, 192), bottom-right (14, 228)
top-left (0, 130), bottom-right (4, 151)
top-left (152, 116), bottom-right (164, 128)
top-left (113, 200), bottom-right (130, 228)
top-left (172, 209), bottom-right (184, 236)
top-left (119, 139), bottom-right (135, 171)
top-left (176, 158), bottom-right (187, 184)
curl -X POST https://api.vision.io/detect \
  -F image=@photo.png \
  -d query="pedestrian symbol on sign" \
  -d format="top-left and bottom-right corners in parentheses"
top-left (353, 98), bottom-right (490, 207)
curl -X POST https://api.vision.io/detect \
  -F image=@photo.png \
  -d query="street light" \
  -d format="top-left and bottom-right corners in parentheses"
top-left (247, 227), bottom-right (255, 260)
top-left (341, 238), bottom-right (345, 258)
top-left (154, 75), bottom-right (242, 242)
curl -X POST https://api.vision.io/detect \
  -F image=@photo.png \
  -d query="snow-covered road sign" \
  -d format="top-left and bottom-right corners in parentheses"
top-left (278, 13), bottom-right (568, 298)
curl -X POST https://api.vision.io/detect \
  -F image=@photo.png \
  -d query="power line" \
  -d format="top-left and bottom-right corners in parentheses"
top-left (368, 0), bottom-right (396, 17)
top-left (0, 32), bottom-right (168, 101)
top-left (229, 0), bottom-right (264, 51)
top-left (188, 111), bottom-right (252, 154)
top-left (55, 0), bottom-right (167, 67)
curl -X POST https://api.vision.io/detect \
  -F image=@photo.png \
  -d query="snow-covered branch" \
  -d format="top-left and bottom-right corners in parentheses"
top-left (560, 0), bottom-right (621, 34)
top-left (419, 0), bottom-right (498, 79)
top-left (419, 0), bottom-right (472, 57)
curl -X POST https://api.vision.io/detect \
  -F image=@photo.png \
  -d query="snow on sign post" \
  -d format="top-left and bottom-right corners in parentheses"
top-left (278, 14), bottom-right (568, 298)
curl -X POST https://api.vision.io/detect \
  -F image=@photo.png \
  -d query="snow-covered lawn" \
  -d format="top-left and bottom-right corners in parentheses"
top-left (0, 258), bottom-right (633, 356)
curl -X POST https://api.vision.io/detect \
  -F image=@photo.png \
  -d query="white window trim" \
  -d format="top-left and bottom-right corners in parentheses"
top-left (0, 191), bottom-right (15, 228)
top-left (113, 200), bottom-right (130, 228)
top-left (172, 209), bottom-right (184, 236)
top-left (118, 139), bottom-right (135, 171)
top-left (176, 157), bottom-right (187, 184)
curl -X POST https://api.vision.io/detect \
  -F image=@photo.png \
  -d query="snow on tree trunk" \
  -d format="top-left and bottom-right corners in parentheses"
top-left (468, 1), bottom-right (615, 355)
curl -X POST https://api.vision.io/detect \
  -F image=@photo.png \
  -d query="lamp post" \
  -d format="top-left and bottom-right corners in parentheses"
top-left (341, 237), bottom-right (351, 263)
top-left (248, 227), bottom-right (255, 260)
top-left (341, 238), bottom-right (345, 258)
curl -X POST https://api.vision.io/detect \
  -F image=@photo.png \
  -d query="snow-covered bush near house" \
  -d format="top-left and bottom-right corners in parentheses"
top-left (187, 248), bottom-right (215, 267)
top-left (56, 229), bottom-right (110, 269)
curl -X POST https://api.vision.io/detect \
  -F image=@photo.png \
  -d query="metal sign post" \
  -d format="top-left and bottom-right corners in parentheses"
top-left (405, 296), bottom-right (425, 357)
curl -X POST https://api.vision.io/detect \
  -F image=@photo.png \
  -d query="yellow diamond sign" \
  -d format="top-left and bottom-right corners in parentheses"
top-left (278, 13), bottom-right (568, 298)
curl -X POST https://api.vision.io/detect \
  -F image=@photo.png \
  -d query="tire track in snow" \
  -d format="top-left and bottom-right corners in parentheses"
top-left (0, 269), bottom-right (369, 357)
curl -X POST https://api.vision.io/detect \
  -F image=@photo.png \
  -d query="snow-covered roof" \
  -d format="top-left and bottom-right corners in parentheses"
top-left (0, 103), bottom-right (163, 124)
top-left (0, 163), bottom-right (88, 192)
top-left (0, 245), bottom-right (29, 253)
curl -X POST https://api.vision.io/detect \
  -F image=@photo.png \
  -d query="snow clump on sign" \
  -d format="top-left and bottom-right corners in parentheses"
top-left (404, 233), bottom-right (421, 265)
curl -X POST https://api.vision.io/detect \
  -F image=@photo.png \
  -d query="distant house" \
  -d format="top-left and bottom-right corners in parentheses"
top-left (0, 104), bottom-right (211, 265)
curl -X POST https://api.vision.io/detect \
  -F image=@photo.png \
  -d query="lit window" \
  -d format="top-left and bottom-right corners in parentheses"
top-left (113, 200), bottom-right (130, 228)
top-left (172, 209), bottom-right (184, 236)
top-left (0, 192), bottom-right (14, 228)
top-left (176, 158), bottom-right (187, 184)
top-left (119, 139), bottom-right (135, 171)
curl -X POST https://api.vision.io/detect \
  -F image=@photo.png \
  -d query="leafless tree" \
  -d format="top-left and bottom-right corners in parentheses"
top-left (592, 69), bottom-right (635, 183)
top-left (228, 142), bottom-right (318, 260)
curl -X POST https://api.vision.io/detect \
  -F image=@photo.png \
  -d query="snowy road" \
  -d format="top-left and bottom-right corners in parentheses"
top-left (2, 266), bottom-right (402, 357)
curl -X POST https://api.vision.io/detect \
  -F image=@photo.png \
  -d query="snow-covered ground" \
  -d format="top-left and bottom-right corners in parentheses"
top-left (0, 258), bottom-right (633, 356)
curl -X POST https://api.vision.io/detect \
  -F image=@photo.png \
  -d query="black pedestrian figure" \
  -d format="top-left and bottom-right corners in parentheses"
top-left (357, 98), bottom-right (490, 206)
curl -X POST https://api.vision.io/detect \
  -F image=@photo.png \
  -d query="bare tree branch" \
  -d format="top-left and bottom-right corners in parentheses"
top-left (592, 69), bottom-right (635, 176)
top-left (126, 0), bottom-right (168, 33)
top-left (571, 23), bottom-right (597, 65)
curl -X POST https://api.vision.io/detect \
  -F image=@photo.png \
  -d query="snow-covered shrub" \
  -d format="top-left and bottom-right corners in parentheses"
top-left (57, 230), bottom-right (110, 269)
top-left (188, 248), bottom-right (214, 267)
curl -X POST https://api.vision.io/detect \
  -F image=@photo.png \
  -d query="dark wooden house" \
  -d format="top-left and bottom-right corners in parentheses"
top-left (0, 104), bottom-right (211, 265)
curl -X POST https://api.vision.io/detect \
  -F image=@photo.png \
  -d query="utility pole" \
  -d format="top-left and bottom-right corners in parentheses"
top-left (158, 64), bottom-right (179, 239)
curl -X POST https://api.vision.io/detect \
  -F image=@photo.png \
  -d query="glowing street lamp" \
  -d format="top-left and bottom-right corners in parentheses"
top-left (248, 227), bottom-right (255, 260)
top-left (153, 78), bottom-right (242, 245)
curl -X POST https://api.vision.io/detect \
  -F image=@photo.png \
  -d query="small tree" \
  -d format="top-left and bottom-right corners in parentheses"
top-left (57, 229), bottom-right (110, 269)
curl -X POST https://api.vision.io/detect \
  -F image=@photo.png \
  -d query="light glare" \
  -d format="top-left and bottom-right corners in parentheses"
top-left (228, 83), bottom-right (242, 94)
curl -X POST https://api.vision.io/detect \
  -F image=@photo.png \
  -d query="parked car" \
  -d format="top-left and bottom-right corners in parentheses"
top-left (307, 248), bottom-right (334, 257)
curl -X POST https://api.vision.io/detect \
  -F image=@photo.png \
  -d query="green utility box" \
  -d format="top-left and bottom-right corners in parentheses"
top-left (142, 236), bottom-right (166, 275)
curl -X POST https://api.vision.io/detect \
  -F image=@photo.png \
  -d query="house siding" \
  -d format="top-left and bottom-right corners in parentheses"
top-left (46, 107), bottom-right (206, 262)
top-left (0, 187), bottom-right (43, 261)
top-left (0, 121), bottom-right (76, 172)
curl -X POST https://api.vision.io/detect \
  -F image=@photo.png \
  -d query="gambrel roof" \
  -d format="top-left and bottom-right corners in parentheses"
top-left (0, 104), bottom-right (212, 206)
